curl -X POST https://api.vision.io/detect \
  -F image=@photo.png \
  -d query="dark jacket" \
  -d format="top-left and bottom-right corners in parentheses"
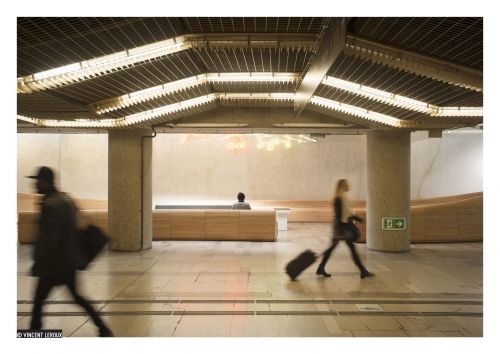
top-left (333, 197), bottom-right (362, 240)
top-left (32, 188), bottom-right (84, 277)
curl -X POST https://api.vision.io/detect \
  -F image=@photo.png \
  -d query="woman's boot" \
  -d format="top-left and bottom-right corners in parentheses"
top-left (360, 268), bottom-right (373, 279)
top-left (316, 264), bottom-right (331, 277)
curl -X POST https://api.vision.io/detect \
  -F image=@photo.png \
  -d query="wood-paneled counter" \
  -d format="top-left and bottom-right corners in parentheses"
top-left (18, 209), bottom-right (277, 244)
top-left (155, 210), bottom-right (277, 241)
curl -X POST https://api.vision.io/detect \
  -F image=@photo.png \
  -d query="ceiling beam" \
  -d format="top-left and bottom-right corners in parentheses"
top-left (161, 106), bottom-right (360, 127)
top-left (293, 18), bottom-right (347, 120)
top-left (345, 34), bottom-right (483, 92)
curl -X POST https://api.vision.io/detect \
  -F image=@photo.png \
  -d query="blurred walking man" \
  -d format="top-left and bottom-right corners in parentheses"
top-left (26, 166), bottom-right (113, 337)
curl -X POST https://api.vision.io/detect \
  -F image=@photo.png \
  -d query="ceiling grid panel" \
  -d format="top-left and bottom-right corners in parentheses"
top-left (17, 17), bottom-right (482, 132)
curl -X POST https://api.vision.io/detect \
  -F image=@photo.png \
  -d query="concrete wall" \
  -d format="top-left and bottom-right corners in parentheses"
top-left (17, 132), bottom-right (483, 202)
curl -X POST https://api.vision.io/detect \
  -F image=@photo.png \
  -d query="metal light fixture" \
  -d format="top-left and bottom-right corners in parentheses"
top-left (273, 123), bottom-right (353, 128)
top-left (89, 74), bottom-right (298, 114)
top-left (322, 76), bottom-right (483, 117)
top-left (17, 36), bottom-right (188, 93)
top-left (166, 123), bottom-right (249, 128)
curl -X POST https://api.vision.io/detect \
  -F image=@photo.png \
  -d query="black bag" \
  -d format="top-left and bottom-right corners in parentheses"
top-left (285, 249), bottom-right (317, 281)
top-left (343, 221), bottom-right (361, 242)
top-left (77, 224), bottom-right (108, 270)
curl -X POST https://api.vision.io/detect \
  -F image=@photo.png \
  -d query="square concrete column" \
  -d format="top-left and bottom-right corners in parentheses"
top-left (108, 129), bottom-right (153, 251)
top-left (367, 131), bottom-right (411, 252)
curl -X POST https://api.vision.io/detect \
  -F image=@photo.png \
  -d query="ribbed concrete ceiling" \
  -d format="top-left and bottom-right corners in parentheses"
top-left (17, 17), bottom-right (483, 133)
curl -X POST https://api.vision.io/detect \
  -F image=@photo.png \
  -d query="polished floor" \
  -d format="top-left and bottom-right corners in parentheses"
top-left (17, 223), bottom-right (483, 338)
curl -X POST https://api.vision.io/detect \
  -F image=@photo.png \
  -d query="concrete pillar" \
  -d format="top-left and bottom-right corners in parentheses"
top-left (108, 129), bottom-right (153, 251)
top-left (366, 131), bottom-right (411, 252)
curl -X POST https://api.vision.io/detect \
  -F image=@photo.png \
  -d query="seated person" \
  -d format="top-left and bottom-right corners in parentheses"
top-left (231, 192), bottom-right (251, 210)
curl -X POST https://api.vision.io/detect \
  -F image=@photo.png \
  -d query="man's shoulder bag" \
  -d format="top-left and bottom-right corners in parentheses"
top-left (77, 225), bottom-right (108, 270)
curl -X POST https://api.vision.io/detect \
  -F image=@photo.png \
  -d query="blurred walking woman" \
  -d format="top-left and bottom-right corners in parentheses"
top-left (316, 179), bottom-right (373, 279)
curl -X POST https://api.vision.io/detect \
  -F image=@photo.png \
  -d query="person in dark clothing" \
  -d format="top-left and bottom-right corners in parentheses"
top-left (316, 179), bottom-right (374, 279)
top-left (231, 192), bottom-right (252, 210)
top-left (26, 166), bottom-right (113, 337)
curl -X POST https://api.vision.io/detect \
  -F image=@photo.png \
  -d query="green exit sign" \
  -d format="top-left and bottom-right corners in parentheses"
top-left (382, 217), bottom-right (406, 230)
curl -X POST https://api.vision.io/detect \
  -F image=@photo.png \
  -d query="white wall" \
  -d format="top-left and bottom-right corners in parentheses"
top-left (152, 134), bottom-right (367, 205)
top-left (18, 134), bottom-right (61, 194)
top-left (17, 132), bottom-right (483, 202)
top-left (17, 134), bottom-right (108, 199)
top-left (411, 133), bottom-right (483, 199)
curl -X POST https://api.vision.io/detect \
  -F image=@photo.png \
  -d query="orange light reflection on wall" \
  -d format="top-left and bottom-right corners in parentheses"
top-left (180, 134), bottom-right (246, 150)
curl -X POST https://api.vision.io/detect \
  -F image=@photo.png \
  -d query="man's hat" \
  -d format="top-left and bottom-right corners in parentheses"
top-left (26, 166), bottom-right (54, 184)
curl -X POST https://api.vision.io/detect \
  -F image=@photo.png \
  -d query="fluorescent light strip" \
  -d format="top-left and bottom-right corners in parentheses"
top-left (18, 36), bottom-right (187, 92)
top-left (444, 129), bottom-right (483, 134)
top-left (17, 115), bottom-right (40, 124)
top-left (120, 94), bottom-right (216, 126)
top-left (92, 75), bottom-right (206, 114)
top-left (207, 72), bottom-right (299, 83)
top-left (172, 123), bottom-right (249, 128)
top-left (429, 107), bottom-right (484, 117)
top-left (18, 94), bottom-right (217, 128)
top-left (219, 92), bottom-right (295, 100)
top-left (343, 40), bottom-right (483, 92)
top-left (20, 91), bottom-right (297, 128)
top-left (322, 76), bottom-right (483, 117)
top-left (310, 96), bottom-right (402, 127)
top-left (17, 115), bottom-right (117, 128)
top-left (20, 91), bottom-right (476, 130)
top-left (91, 73), bottom-right (298, 114)
top-left (273, 123), bottom-right (353, 128)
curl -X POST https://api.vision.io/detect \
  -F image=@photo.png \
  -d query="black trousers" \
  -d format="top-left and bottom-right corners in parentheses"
top-left (319, 224), bottom-right (364, 271)
top-left (30, 270), bottom-right (104, 330)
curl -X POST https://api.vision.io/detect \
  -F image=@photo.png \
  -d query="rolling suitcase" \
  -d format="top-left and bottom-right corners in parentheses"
top-left (285, 249), bottom-right (317, 280)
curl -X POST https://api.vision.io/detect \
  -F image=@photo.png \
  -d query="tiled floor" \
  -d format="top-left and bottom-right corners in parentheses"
top-left (17, 223), bottom-right (483, 338)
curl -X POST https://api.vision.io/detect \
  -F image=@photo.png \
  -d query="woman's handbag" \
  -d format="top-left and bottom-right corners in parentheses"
top-left (345, 222), bottom-right (361, 242)
top-left (334, 220), bottom-right (360, 242)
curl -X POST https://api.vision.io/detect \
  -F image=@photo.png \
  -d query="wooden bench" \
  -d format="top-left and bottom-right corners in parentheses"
top-left (353, 194), bottom-right (483, 243)
top-left (18, 210), bottom-right (109, 244)
top-left (17, 192), bottom-right (483, 244)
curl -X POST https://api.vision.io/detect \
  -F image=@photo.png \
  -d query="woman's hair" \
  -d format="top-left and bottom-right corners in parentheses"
top-left (334, 179), bottom-right (348, 199)
top-left (237, 192), bottom-right (245, 201)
